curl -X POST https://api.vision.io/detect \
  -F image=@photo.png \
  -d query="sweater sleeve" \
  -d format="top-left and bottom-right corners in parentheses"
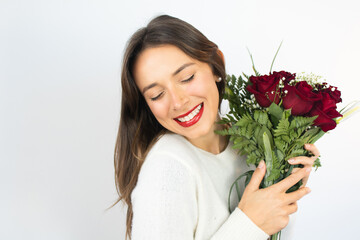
top-left (131, 153), bottom-right (198, 240)
top-left (210, 208), bottom-right (269, 240)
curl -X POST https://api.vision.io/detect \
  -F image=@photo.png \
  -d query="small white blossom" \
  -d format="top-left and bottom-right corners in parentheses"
top-left (295, 72), bottom-right (326, 88)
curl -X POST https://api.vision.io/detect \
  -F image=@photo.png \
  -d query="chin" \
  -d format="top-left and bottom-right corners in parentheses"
top-left (184, 124), bottom-right (214, 140)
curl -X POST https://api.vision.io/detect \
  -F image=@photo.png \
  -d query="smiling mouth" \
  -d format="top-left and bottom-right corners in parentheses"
top-left (174, 103), bottom-right (204, 127)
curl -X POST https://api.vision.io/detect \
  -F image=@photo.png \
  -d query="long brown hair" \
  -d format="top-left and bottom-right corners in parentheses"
top-left (113, 14), bottom-right (226, 240)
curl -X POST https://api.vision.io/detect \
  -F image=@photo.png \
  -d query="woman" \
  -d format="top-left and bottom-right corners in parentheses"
top-left (114, 15), bottom-right (319, 240)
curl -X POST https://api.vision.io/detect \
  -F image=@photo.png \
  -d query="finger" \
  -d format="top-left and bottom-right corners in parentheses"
top-left (291, 168), bottom-right (309, 186)
top-left (245, 160), bottom-right (266, 192)
top-left (301, 176), bottom-right (309, 187)
top-left (283, 202), bottom-right (299, 215)
top-left (291, 168), bottom-right (301, 174)
top-left (274, 167), bottom-right (311, 192)
top-left (288, 156), bottom-right (315, 167)
top-left (304, 143), bottom-right (320, 158)
top-left (284, 186), bottom-right (311, 204)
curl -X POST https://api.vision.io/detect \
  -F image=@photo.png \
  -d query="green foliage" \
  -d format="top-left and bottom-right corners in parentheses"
top-left (263, 132), bottom-right (281, 187)
top-left (223, 74), bottom-right (254, 121)
top-left (313, 157), bottom-right (322, 170)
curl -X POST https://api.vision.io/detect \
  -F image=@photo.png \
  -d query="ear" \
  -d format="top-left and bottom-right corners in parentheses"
top-left (217, 49), bottom-right (225, 65)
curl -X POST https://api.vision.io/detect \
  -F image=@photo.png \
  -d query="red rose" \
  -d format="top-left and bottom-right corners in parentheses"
top-left (246, 71), bottom-right (295, 107)
top-left (282, 81), bottom-right (322, 115)
top-left (323, 85), bottom-right (342, 103)
top-left (308, 92), bottom-right (342, 132)
top-left (273, 71), bottom-right (296, 84)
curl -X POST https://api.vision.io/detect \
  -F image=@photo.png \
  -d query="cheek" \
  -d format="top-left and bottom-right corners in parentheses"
top-left (188, 78), bottom-right (219, 105)
top-left (147, 100), bottom-right (170, 121)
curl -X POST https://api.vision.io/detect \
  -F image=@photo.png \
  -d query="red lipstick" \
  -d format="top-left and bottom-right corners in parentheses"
top-left (174, 103), bottom-right (204, 127)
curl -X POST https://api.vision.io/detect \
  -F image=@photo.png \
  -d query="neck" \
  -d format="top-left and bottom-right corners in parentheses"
top-left (186, 115), bottom-right (229, 154)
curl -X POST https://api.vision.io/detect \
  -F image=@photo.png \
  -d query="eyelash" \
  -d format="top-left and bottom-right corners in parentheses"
top-left (150, 74), bottom-right (195, 101)
top-left (150, 92), bottom-right (163, 101)
top-left (182, 74), bottom-right (195, 83)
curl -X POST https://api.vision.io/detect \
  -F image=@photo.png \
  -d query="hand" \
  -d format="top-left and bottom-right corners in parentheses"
top-left (238, 160), bottom-right (311, 235)
top-left (287, 143), bottom-right (320, 187)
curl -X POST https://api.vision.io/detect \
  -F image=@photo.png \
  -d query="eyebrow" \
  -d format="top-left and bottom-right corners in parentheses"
top-left (142, 62), bottom-right (195, 94)
top-left (142, 82), bottom-right (158, 94)
top-left (172, 62), bottom-right (195, 76)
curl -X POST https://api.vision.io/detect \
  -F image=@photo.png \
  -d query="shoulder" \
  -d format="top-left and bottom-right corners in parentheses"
top-left (136, 133), bottom-right (201, 187)
top-left (149, 133), bottom-right (193, 155)
top-left (131, 133), bottom-right (198, 203)
top-left (144, 133), bottom-right (198, 169)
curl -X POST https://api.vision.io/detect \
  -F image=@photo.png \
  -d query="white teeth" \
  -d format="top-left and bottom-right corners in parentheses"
top-left (188, 112), bottom-right (195, 119)
top-left (176, 104), bottom-right (202, 122)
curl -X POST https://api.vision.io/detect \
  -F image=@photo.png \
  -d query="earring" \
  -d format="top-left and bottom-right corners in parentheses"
top-left (216, 77), bottom-right (222, 82)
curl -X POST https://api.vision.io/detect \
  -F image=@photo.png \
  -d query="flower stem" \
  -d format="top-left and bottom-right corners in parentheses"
top-left (269, 41), bottom-right (283, 74)
top-left (270, 231), bottom-right (281, 240)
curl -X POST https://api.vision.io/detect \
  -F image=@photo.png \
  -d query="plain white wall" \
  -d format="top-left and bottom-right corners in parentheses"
top-left (1, 0), bottom-right (359, 239)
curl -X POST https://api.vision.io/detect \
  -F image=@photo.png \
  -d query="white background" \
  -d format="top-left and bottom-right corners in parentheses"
top-left (1, 0), bottom-right (359, 239)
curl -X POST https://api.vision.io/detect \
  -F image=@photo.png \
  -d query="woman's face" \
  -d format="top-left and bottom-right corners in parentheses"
top-left (133, 44), bottom-right (220, 142)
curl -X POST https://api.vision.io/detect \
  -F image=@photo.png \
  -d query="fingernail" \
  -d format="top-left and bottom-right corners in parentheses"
top-left (288, 158), bottom-right (295, 163)
top-left (305, 144), bottom-right (311, 148)
top-left (258, 160), bottom-right (264, 169)
top-left (306, 167), bottom-right (312, 173)
top-left (306, 188), bottom-right (312, 193)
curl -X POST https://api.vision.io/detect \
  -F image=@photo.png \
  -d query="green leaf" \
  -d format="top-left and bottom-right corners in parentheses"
top-left (274, 138), bottom-right (288, 153)
top-left (254, 110), bottom-right (271, 126)
top-left (270, 41), bottom-right (283, 73)
top-left (310, 129), bottom-right (326, 144)
top-left (242, 72), bottom-right (250, 80)
top-left (228, 170), bottom-right (254, 212)
top-left (214, 129), bottom-right (230, 136)
top-left (313, 157), bottom-right (322, 170)
top-left (256, 125), bottom-right (273, 149)
top-left (247, 47), bottom-right (260, 76)
top-left (274, 118), bottom-right (290, 137)
top-left (246, 152), bottom-right (258, 165)
top-left (244, 170), bottom-right (254, 187)
top-left (286, 148), bottom-right (306, 160)
top-left (268, 103), bottom-right (283, 127)
top-left (263, 132), bottom-right (274, 187)
top-left (276, 149), bottom-right (285, 163)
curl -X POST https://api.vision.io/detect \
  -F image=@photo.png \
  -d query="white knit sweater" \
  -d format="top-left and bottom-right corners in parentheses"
top-left (131, 133), bottom-right (271, 240)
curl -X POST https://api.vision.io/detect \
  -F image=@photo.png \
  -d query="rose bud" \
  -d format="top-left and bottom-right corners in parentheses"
top-left (308, 92), bottom-right (342, 132)
top-left (282, 81), bottom-right (322, 115)
top-left (273, 71), bottom-right (296, 84)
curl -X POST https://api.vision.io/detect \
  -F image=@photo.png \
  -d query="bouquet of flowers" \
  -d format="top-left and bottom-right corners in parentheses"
top-left (216, 48), bottom-right (359, 240)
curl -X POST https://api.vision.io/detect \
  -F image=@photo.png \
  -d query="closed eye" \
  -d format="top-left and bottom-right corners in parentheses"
top-left (150, 92), bottom-right (164, 101)
top-left (182, 74), bottom-right (194, 83)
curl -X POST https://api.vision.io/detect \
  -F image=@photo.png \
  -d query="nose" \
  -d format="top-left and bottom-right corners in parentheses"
top-left (170, 86), bottom-right (189, 111)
